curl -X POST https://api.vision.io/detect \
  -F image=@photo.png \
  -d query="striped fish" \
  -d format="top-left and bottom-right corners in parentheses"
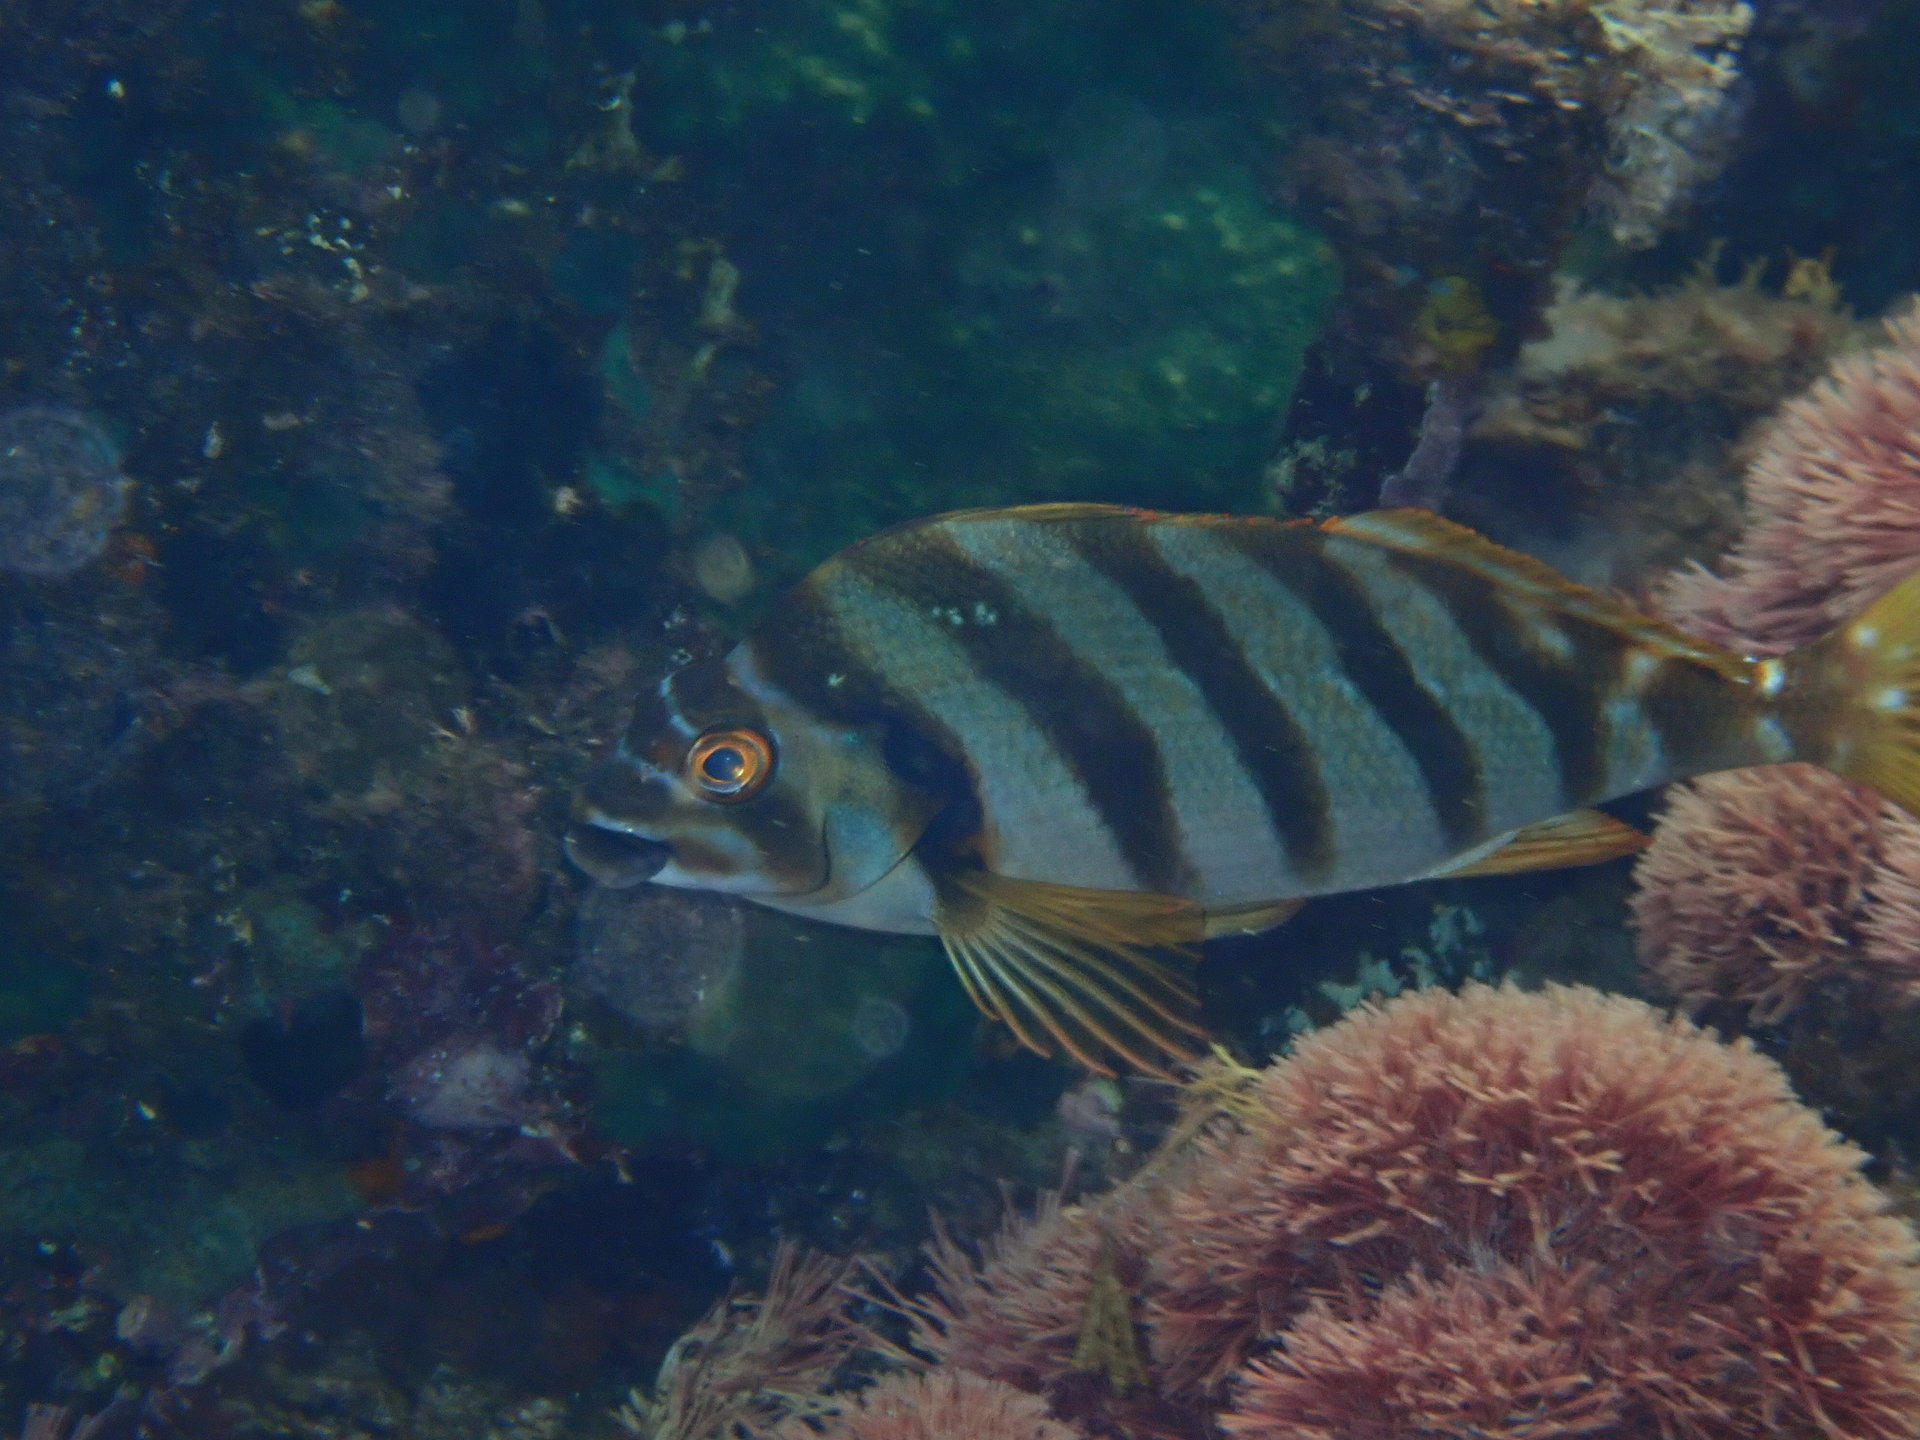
top-left (568, 504), bottom-right (1920, 1075)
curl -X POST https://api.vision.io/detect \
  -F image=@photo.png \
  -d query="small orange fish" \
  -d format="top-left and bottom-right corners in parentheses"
top-left (569, 505), bottom-right (1920, 1075)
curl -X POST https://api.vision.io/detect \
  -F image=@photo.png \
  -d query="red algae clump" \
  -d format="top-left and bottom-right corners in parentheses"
top-left (1632, 763), bottom-right (1920, 1021)
top-left (906, 1191), bottom-right (1141, 1400)
top-left (1149, 984), bottom-right (1920, 1439)
top-left (890, 984), bottom-right (1920, 1440)
top-left (1641, 298), bottom-right (1920, 1030)
top-left (771, 1372), bottom-right (1085, 1440)
top-left (1222, 1264), bottom-right (1624, 1440)
top-left (1659, 299), bottom-right (1920, 654)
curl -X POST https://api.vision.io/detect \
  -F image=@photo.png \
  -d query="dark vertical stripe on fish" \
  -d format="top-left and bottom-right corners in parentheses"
top-left (742, 580), bottom-right (986, 851)
top-left (1640, 656), bottom-right (1753, 777)
top-left (1067, 519), bottom-right (1336, 882)
top-left (660, 654), bottom-right (825, 888)
top-left (847, 527), bottom-right (1194, 895)
top-left (1225, 526), bottom-right (1487, 849)
top-left (1382, 550), bottom-right (1616, 807)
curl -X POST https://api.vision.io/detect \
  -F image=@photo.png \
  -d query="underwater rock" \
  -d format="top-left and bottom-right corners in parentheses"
top-left (395, 1038), bottom-right (540, 1131)
top-left (1226, 0), bottom-right (1756, 445)
top-left (0, 406), bottom-right (129, 578)
top-left (266, 609), bottom-right (539, 926)
top-left (343, 919), bottom-right (577, 1209)
top-left (849, 995), bottom-right (911, 1063)
top-left (0, 597), bottom-right (165, 811)
top-left (572, 883), bottom-right (746, 1041)
top-left (240, 988), bottom-right (368, 1110)
top-left (357, 921), bottom-right (562, 1076)
top-left (1465, 258), bottom-right (1865, 587)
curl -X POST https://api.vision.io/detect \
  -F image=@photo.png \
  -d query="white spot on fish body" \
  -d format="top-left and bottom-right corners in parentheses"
top-left (655, 671), bottom-right (699, 739)
top-left (1529, 620), bottom-right (1575, 662)
top-left (1879, 687), bottom-right (1907, 713)
top-left (1624, 648), bottom-right (1662, 691)
top-left (972, 602), bottom-right (998, 625)
top-left (827, 672), bottom-right (847, 688)
top-left (1855, 624), bottom-right (1881, 650)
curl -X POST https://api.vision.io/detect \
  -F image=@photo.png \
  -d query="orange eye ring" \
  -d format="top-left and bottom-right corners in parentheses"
top-left (686, 728), bottom-right (774, 802)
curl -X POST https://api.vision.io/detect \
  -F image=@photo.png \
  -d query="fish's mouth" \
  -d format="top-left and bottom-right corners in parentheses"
top-left (564, 821), bottom-right (673, 888)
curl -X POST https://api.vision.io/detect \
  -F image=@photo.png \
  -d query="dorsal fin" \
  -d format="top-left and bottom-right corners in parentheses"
top-left (880, 504), bottom-right (1748, 684)
top-left (1326, 509), bottom-right (1748, 679)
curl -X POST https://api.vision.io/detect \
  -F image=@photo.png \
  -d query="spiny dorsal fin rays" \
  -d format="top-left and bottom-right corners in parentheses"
top-left (919, 501), bottom-right (1748, 681)
top-left (1327, 509), bottom-right (1749, 680)
top-left (933, 871), bottom-right (1207, 1078)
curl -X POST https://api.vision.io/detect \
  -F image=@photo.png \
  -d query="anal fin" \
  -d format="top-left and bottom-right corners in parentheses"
top-left (932, 871), bottom-right (1207, 1079)
top-left (1429, 808), bottom-right (1649, 879)
top-left (1203, 898), bottom-right (1305, 939)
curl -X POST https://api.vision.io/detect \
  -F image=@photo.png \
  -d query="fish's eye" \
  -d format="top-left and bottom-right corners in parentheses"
top-left (686, 728), bottom-right (774, 802)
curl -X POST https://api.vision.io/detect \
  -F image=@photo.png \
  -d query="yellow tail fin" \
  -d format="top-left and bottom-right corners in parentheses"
top-left (1809, 570), bottom-right (1920, 818)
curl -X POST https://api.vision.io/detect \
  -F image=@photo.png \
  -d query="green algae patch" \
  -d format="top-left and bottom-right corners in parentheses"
top-left (642, 0), bottom-right (1339, 569)
top-left (0, 1136), bottom-right (362, 1304)
top-left (943, 162), bottom-right (1339, 502)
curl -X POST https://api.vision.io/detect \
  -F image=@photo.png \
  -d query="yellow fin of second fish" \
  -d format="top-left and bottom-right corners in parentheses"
top-left (1808, 569), bottom-right (1920, 821)
top-left (1429, 808), bottom-right (1649, 879)
top-left (932, 871), bottom-right (1208, 1079)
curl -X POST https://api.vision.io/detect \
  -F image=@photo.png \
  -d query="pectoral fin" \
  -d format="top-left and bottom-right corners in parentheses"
top-left (1428, 808), bottom-right (1649, 879)
top-left (932, 870), bottom-right (1208, 1079)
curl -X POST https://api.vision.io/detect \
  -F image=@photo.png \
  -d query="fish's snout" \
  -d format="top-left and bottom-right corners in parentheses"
top-left (565, 820), bottom-right (673, 888)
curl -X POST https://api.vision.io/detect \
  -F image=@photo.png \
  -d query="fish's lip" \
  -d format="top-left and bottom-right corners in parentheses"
top-left (565, 817), bottom-right (673, 887)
